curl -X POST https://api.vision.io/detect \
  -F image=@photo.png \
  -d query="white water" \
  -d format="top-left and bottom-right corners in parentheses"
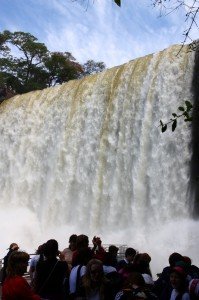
top-left (0, 44), bottom-right (198, 275)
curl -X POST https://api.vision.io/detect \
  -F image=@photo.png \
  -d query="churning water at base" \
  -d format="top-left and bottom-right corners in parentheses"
top-left (0, 44), bottom-right (198, 274)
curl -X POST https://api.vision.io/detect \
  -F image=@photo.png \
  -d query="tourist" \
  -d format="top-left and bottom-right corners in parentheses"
top-left (29, 243), bottom-right (46, 287)
top-left (70, 235), bottom-right (94, 297)
top-left (117, 248), bottom-right (137, 271)
top-left (2, 250), bottom-right (40, 300)
top-left (114, 272), bottom-right (149, 300)
top-left (34, 239), bottom-right (69, 300)
top-left (169, 266), bottom-right (190, 300)
top-left (1, 242), bottom-right (19, 283)
top-left (92, 236), bottom-right (106, 262)
top-left (72, 234), bottom-right (93, 267)
top-left (183, 256), bottom-right (199, 280)
top-left (154, 252), bottom-right (183, 297)
top-left (104, 245), bottom-right (119, 268)
top-left (61, 234), bottom-right (77, 270)
top-left (133, 253), bottom-right (153, 277)
top-left (81, 259), bottom-right (114, 299)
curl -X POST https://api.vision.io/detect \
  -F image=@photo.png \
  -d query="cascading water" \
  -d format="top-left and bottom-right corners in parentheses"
top-left (0, 44), bottom-right (198, 275)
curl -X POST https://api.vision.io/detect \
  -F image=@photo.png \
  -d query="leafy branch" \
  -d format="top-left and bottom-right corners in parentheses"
top-left (159, 100), bottom-right (193, 132)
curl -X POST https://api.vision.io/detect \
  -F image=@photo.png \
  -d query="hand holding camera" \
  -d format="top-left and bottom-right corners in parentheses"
top-left (92, 236), bottom-right (102, 247)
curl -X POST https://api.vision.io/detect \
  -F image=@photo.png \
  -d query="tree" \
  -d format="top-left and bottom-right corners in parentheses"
top-left (82, 60), bottom-right (106, 76)
top-left (0, 30), bottom-right (49, 94)
top-left (44, 52), bottom-right (83, 86)
top-left (0, 30), bottom-right (106, 101)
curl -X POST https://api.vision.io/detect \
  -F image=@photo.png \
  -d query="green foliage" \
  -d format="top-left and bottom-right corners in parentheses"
top-left (114, 0), bottom-right (121, 6)
top-left (82, 60), bottom-right (105, 76)
top-left (44, 52), bottom-right (83, 86)
top-left (159, 100), bottom-right (193, 133)
top-left (0, 30), bottom-right (106, 101)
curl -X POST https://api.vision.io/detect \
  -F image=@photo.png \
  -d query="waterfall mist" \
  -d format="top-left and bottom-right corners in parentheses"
top-left (0, 44), bottom-right (198, 275)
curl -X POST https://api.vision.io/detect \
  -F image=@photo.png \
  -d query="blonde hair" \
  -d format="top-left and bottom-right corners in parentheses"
top-left (82, 259), bottom-right (108, 300)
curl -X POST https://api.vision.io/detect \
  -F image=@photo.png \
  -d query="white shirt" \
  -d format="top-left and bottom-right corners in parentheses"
top-left (170, 289), bottom-right (190, 300)
top-left (69, 265), bottom-right (86, 294)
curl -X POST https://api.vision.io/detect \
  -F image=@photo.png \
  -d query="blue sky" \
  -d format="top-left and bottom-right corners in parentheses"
top-left (0, 0), bottom-right (198, 68)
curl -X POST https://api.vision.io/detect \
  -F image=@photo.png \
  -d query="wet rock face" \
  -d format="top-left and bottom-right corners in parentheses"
top-left (190, 43), bottom-right (199, 217)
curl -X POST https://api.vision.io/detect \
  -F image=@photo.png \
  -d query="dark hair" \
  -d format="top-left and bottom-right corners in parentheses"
top-left (76, 235), bottom-right (89, 250)
top-left (7, 251), bottom-right (29, 277)
top-left (36, 243), bottom-right (46, 255)
top-left (69, 234), bottom-right (77, 243)
top-left (8, 243), bottom-right (19, 250)
top-left (123, 272), bottom-right (145, 289)
top-left (125, 248), bottom-right (136, 258)
top-left (183, 256), bottom-right (192, 266)
top-left (43, 239), bottom-right (59, 258)
top-left (108, 245), bottom-right (119, 254)
top-left (169, 252), bottom-right (183, 267)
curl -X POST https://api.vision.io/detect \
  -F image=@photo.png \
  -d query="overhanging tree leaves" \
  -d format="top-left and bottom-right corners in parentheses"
top-left (159, 100), bottom-right (194, 133)
top-left (114, 0), bottom-right (121, 6)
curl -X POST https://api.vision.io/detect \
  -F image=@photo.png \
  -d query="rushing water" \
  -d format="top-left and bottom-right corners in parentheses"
top-left (0, 44), bottom-right (198, 275)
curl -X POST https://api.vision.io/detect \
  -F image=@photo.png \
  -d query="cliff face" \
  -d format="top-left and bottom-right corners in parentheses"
top-left (190, 42), bottom-right (199, 217)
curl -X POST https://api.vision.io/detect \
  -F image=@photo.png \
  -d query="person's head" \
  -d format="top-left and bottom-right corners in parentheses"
top-left (8, 243), bottom-right (19, 251)
top-left (125, 248), bottom-right (136, 263)
top-left (7, 251), bottom-right (29, 277)
top-left (36, 243), bottom-right (46, 255)
top-left (140, 253), bottom-right (151, 263)
top-left (183, 256), bottom-right (192, 266)
top-left (170, 266), bottom-right (187, 291)
top-left (92, 236), bottom-right (102, 247)
top-left (86, 259), bottom-right (104, 283)
top-left (43, 239), bottom-right (59, 259)
top-left (76, 234), bottom-right (89, 251)
top-left (69, 234), bottom-right (77, 251)
top-left (124, 272), bottom-right (145, 289)
top-left (82, 259), bottom-right (107, 296)
top-left (169, 252), bottom-right (183, 267)
top-left (108, 245), bottom-right (119, 257)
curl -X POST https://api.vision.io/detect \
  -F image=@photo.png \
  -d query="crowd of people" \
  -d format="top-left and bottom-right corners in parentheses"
top-left (1, 234), bottom-right (199, 300)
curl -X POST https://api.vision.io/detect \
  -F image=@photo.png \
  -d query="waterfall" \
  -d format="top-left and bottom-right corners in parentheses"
top-left (0, 44), bottom-right (198, 274)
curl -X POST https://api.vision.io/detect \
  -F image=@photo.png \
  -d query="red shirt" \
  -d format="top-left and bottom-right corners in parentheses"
top-left (2, 275), bottom-right (40, 300)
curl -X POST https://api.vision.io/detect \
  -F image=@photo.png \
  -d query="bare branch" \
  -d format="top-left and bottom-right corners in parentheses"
top-left (152, 0), bottom-right (199, 46)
